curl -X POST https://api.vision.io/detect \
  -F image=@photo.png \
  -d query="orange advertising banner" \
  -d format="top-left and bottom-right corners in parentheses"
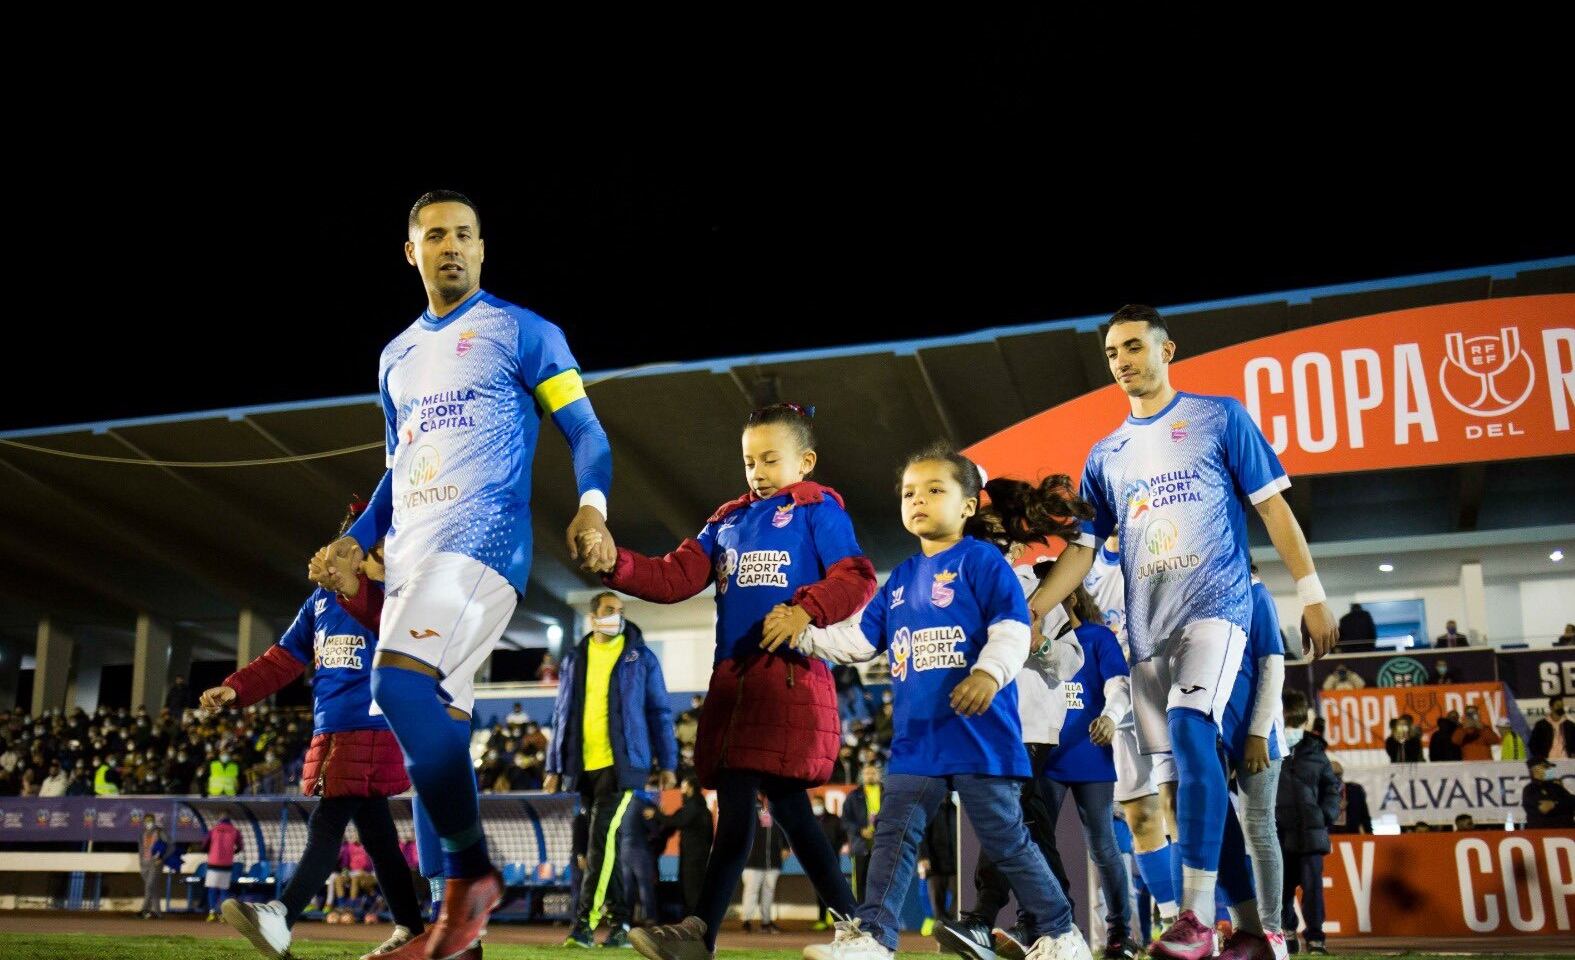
top-left (965, 295), bottom-right (1575, 484)
top-left (1319, 830), bottom-right (1575, 938)
top-left (1317, 681), bottom-right (1510, 751)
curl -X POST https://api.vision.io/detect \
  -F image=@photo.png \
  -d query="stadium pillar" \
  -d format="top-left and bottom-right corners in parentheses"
top-left (66, 639), bottom-right (102, 712)
top-left (32, 618), bottom-right (74, 713)
top-left (236, 608), bottom-right (269, 669)
top-left (132, 614), bottom-right (171, 712)
top-left (1459, 561), bottom-right (1487, 643)
top-left (0, 639), bottom-right (20, 710)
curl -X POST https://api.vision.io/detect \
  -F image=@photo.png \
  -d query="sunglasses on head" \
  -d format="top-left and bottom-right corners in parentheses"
top-left (747, 402), bottom-right (816, 423)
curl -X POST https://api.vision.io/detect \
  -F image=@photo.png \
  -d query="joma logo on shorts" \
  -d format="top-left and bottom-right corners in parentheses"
top-left (409, 628), bottom-right (441, 640)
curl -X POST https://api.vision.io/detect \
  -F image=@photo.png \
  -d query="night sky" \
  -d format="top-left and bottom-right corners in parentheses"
top-left (9, 41), bottom-right (1568, 433)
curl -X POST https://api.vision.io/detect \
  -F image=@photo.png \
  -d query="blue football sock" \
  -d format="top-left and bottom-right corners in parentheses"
top-left (373, 667), bottom-right (491, 879)
top-left (1169, 841), bottom-right (1184, 912)
top-left (1168, 708), bottom-right (1228, 873)
top-left (1136, 845), bottom-right (1178, 914)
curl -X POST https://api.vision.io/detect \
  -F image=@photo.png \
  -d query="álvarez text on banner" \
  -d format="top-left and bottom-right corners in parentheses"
top-left (966, 296), bottom-right (1575, 485)
top-left (1318, 681), bottom-right (1511, 750)
top-left (1319, 830), bottom-right (1574, 937)
top-left (1337, 760), bottom-right (1566, 826)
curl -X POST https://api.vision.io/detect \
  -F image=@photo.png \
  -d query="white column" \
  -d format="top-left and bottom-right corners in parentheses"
top-left (32, 618), bottom-right (74, 714)
top-left (237, 608), bottom-right (270, 669)
top-left (132, 614), bottom-right (171, 711)
top-left (1459, 561), bottom-right (1487, 643)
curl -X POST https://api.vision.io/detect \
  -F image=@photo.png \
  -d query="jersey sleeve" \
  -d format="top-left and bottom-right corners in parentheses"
top-left (1222, 398), bottom-right (1290, 504)
top-left (1095, 625), bottom-right (1130, 680)
top-left (1079, 455), bottom-right (1118, 541)
top-left (974, 547), bottom-right (1032, 629)
top-left (806, 500), bottom-right (861, 571)
top-left (380, 365), bottom-right (399, 468)
top-left (517, 315), bottom-right (612, 512)
top-left (857, 580), bottom-right (892, 654)
top-left (1249, 584), bottom-right (1285, 659)
top-left (277, 594), bottom-right (318, 665)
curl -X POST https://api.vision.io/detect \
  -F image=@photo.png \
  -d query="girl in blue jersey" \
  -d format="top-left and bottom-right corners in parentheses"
top-left (780, 445), bottom-right (1095, 960)
top-left (591, 403), bottom-right (878, 960)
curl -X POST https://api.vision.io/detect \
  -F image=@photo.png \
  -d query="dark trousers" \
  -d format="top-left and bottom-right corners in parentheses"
top-left (279, 795), bottom-right (423, 932)
top-left (696, 772), bottom-right (856, 950)
top-left (574, 767), bottom-right (633, 929)
top-left (1282, 852), bottom-right (1326, 942)
top-left (971, 752), bottom-right (1070, 926)
top-left (929, 869), bottom-right (955, 921)
top-left (621, 839), bottom-right (659, 923)
top-left (679, 850), bottom-right (707, 917)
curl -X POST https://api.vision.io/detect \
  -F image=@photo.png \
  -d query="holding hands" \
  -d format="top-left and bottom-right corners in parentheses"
top-left (309, 537), bottom-right (363, 596)
top-left (761, 604), bottom-right (812, 652)
top-left (567, 506), bottom-right (617, 575)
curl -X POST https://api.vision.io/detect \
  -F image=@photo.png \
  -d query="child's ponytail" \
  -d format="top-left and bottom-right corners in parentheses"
top-left (975, 475), bottom-right (1094, 550)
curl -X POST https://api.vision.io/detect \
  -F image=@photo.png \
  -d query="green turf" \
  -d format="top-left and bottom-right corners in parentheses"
top-left (1, 936), bottom-right (1571, 960)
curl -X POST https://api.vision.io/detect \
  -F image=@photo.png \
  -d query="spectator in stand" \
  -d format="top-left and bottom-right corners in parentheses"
top-left (1452, 706), bottom-right (1500, 761)
top-left (675, 695), bottom-right (704, 751)
top-left (1453, 814), bottom-right (1476, 831)
top-left (1321, 664), bottom-right (1365, 691)
top-left (1385, 718), bottom-right (1423, 763)
top-left (1557, 624), bottom-right (1575, 647)
top-left (504, 703), bottom-right (529, 726)
top-left (203, 814), bottom-right (243, 921)
top-left (833, 663), bottom-right (871, 728)
top-left (810, 794), bottom-right (848, 931)
top-left (1411, 821), bottom-right (1433, 833)
top-left (1497, 721), bottom-right (1528, 761)
top-left (1277, 692), bottom-right (1340, 956)
top-left (39, 760), bottom-right (67, 797)
top-left (1435, 620), bottom-right (1468, 648)
top-left (1523, 758), bottom-right (1575, 828)
top-left (1434, 659), bottom-right (1461, 685)
top-left (536, 654), bottom-right (560, 684)
top-left (1338, 604), bottom-right (1377, 646)
top-left (1530, 697), bottom-right (1575, 761)
top-left (1430, 711), bottom-right (1464, 763)
top-left (829, 744), bottom-right (860, 785)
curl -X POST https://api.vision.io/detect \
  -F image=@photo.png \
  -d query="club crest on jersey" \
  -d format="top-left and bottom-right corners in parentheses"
top-left (715, 549), bottom-right (738, 595)
top-left (889, 627), bottom-right (911, 681)
top-left (772, 504), bottom-right (795, 528)
top-left (931, 570), bottom-right (958, 608)
top-left (890, 586), bottom-right (905, 609)
top-left (456, 330), bottom-right (477, 356)
top-left (1169, 419), bottom-right (1189, 443)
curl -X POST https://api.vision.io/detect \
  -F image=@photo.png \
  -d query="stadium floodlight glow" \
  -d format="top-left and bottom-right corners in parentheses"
top-left (546, 623), bottom-right (564, 643)
top-left (1378, 563), bottom-right (1394, 572)
top-left (1553, 549), bottom-right (1566, 562)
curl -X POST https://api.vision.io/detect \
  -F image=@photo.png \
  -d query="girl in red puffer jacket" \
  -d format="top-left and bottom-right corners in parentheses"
top-left (201, 502), bottom-right (424, 960)
top-left (586, 403), bottom-right (878, 959)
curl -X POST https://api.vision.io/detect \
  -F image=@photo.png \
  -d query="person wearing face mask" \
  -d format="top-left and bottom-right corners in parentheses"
top-left (1522, 758), bottom-right (1575, 827)
top-left (546, 591), bottom-right (678, 948)
top-left (1275, 691), bottom-right (1339, 956)
top-left (208, 750), bottom-right (241, 796)
top-left (1384, 718), bottom-right (1423, 763)
top-left (1530, 696), bottom-right (1575, 761)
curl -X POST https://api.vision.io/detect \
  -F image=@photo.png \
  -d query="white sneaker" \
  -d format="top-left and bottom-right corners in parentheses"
top-left (1024, 927), bottom-right (1094, 960)
top-left (1266, 931), bottom-right (1290, 960)
top-left (222, 898), bottom-right (292, 960)
top-left (802, 917), bottom-right (894, 960)
top-left (361, 924), bottom-right (415, 959)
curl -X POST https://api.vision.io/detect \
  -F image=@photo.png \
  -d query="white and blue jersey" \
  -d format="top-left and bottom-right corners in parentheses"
top-left (857, 537), bottom-right (1033, 778)
top-left (1220, 579), bottom-right (1288, 763)
top-left (1079, 392), bottom-right (1288, 664)
top-left (348, 290), bottom-right (612, 594)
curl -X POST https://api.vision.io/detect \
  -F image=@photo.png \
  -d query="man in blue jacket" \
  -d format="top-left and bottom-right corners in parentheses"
top-left (546, 592), bottom-right (678, 948)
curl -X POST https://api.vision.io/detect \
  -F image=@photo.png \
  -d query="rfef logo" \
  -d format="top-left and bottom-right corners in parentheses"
top-left (1377, 657), bottom-right (1429, 687)
top-left (1439, 327), bottom-right (1535, 418)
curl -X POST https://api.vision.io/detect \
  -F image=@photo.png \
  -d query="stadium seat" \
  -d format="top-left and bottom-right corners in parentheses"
top-left (501, 862), bottom-right (529, 887)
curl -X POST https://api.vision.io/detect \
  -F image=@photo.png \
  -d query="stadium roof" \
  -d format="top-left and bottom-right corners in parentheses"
top-left (2, 257), bottom-right (1572, 653)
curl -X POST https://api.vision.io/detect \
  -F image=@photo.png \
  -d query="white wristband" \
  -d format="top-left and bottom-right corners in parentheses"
top-left (1296, 573), bottom-right (1326, 606)
top-left (578, 490), bottom-right (608, 520)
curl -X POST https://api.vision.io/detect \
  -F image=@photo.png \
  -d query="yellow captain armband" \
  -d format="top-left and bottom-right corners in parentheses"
top-left (534, 369), bottom-right (588, 413)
